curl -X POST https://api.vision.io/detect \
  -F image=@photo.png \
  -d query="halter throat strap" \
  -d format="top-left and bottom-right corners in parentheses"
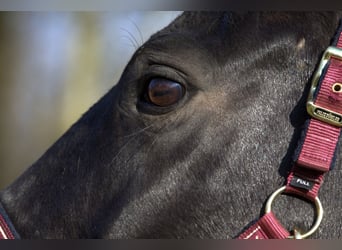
top-left (238, 19), bottom-right (342, 239)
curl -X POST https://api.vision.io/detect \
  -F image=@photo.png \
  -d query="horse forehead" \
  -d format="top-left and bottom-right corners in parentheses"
top-left (152, 12), bottom-right (238, 45)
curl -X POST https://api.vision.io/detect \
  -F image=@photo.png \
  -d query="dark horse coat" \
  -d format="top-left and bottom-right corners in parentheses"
top-left (1, 12), bottom-right (342, 239)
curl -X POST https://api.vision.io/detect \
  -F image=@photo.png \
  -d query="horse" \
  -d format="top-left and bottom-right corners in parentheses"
top-left (1, 12), bottom-right (342, 239)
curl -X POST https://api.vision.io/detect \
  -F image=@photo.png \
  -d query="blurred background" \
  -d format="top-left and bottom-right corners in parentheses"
top-left (0, 11), bottom-right (181, 189)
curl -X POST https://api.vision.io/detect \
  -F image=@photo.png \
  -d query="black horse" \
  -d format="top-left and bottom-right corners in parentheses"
top-left (1, 12), bottom-right (342, 239)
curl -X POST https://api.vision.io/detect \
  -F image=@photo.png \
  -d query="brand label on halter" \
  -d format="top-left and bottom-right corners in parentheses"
top-left (290, 176), bottom-right (314, 191)
top-left (314, 107), bottom-right (341, 123)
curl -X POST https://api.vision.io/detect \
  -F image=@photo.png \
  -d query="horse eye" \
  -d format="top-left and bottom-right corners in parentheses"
top-left (147, 78), bottom-right (185, 107)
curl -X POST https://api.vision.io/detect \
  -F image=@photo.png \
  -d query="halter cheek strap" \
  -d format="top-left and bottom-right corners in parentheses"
top-left (0, 202), bottom-right (20, 239)
top-left (238, 20), bottom-right (342, 239)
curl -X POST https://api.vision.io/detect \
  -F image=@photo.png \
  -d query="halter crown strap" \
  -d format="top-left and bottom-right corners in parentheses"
top-left (0, 202), bottom-right (20, 239)
top-left (238, 19), bottom-right (342, 239)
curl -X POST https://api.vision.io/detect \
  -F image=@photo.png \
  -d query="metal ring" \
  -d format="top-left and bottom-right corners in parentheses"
top-left (265, 186), bottom-right (323, 239)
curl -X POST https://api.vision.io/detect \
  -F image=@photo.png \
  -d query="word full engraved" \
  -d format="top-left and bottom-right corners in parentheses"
top-left (296, 178), bottom-right (310, 187)
top-left (290, 176), bottom-right (314, 191)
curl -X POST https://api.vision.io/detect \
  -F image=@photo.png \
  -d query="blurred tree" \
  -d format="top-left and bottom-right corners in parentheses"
top-left (0, 11), bottom-right (181, 189)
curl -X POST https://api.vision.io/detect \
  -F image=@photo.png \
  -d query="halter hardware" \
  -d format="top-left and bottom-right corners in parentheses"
top-left (307, 46), bottom-right (342, 127)
top-left (265, 186), bottom-right (323, 239)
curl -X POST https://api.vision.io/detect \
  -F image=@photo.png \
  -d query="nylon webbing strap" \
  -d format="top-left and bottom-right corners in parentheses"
top-left (238, 212), bottom-right (290, 239)
top-left (286, 27), bottom-right (342, 200)
top-left (238, 20), bottom-right (342, 239)
top-left (0, 202), bottom-right (19, 239)
top-left (286, 120), bottom-right (340, 200)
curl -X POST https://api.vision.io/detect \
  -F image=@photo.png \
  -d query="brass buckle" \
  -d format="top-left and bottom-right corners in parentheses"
top-left (307, 46), bottom-right (342, 127)
top-left (265, 186), bottom-right (323, 239)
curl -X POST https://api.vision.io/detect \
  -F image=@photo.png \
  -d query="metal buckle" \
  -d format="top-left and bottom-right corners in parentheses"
top-left (265, 186), bottom-right (323, 239)
top-left (307, 46), bottom-right (342, 127)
